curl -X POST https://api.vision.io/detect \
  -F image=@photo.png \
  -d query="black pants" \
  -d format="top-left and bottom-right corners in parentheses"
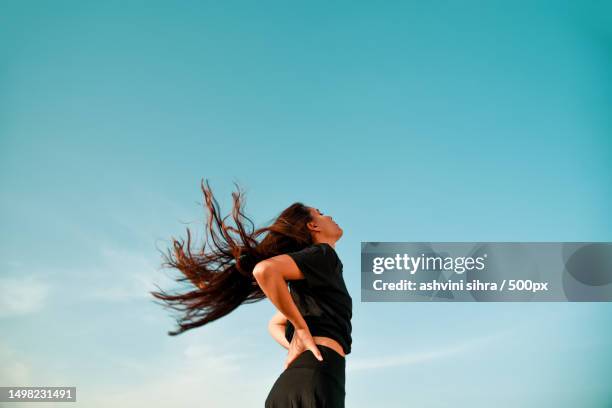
top-left (265, 345), bottom-right (346, 408)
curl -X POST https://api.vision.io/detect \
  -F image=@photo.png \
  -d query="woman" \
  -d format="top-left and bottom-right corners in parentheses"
top-left (150, 179), bottom-right (352, 407)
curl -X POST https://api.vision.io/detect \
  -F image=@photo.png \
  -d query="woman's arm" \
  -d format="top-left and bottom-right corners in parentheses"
top-left (253, 254), bottom-right (323, 363)
top-left (253, 254), bottom-right (309, 332)
top-left (268, 310), bottom-right (290, 349)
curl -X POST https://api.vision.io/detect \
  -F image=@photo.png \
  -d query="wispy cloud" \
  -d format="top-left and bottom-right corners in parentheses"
top-left (0, 276), bottom-right (50, 318)
top-left (347, 329), bottom-right (513, 372)
top-left (85, 245), bottom-right (173, 303)
top-left (0, 341), bottom-right (32, 385)
top-left (86, 337), bottom-right (272, 408)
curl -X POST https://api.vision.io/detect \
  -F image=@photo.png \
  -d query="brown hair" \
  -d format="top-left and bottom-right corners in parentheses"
top-left (150, 178), bottom-right (314, 335)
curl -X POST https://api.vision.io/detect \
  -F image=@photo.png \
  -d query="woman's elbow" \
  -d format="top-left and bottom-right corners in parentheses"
top-left (253, 261), bottom-right (272, 282)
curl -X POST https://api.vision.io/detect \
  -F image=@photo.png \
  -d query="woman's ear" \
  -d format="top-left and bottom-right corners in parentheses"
top-left (306, 220), bottom-right (319, 232)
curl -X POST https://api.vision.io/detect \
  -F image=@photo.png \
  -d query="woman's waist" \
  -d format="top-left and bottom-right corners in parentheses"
top-left (312, 336), bottom-right (345, 358)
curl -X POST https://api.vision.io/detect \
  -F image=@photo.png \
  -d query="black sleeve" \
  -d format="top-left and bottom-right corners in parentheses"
top-left (286, 243), bottom-right (332, 289)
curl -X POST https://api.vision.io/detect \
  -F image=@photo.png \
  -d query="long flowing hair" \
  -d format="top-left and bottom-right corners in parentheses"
top-left (150, 178), bottom-right (314, 335)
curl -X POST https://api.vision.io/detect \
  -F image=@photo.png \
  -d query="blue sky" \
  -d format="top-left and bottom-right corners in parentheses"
top-left (1, 1), bottom-right (611, 407)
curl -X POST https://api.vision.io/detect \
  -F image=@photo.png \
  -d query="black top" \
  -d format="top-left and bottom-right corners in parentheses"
top-left (284, 242), bottom-right (353, 355)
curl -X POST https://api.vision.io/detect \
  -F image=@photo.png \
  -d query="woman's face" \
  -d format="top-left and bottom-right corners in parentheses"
top-left (307, 207), bottom-right (343, 241)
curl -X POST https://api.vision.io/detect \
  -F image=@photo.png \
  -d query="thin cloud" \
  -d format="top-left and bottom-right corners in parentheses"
top-left (348, 329), bottom-right (513, 372)
top-left (0, 341), bottom-right (31, 385)
top-left (86, 337), bottom-right (270, 408)
top-left (0, 276), bottom-right (50, 318)
top-left (86, 246), bottom-right (172, 303)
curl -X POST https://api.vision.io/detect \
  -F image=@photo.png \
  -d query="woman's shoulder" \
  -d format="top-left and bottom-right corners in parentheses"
top-left (287, 242), bottom-right (339, 271)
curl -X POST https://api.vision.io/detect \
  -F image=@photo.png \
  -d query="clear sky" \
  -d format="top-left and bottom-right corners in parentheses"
top-left (1, 1), bottom-right (611, 407)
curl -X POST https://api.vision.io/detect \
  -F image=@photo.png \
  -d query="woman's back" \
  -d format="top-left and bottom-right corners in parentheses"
top-left (284, 242), bottom-right (353, 357)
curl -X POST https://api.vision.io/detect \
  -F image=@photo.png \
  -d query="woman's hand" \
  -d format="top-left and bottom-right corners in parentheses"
top-left (283, 328), bottom-right (324, 370)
